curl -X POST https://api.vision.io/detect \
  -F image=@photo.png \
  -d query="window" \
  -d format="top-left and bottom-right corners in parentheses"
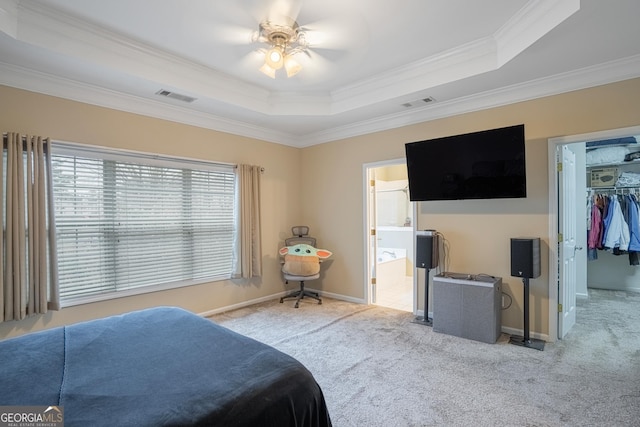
top-left (51, 143), bottom-right (237, 305)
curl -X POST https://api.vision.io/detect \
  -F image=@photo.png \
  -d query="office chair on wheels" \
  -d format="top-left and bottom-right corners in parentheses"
top-left (280, 226), bottom-right (322, 308)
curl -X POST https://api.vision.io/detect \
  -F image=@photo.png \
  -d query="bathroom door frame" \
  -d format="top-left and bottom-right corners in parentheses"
top-left (363, 158), bottom-right (417, 313)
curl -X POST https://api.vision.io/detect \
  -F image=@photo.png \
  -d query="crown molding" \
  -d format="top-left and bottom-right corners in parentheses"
top-left (494, 0), bottom-right (580, 66)
top-left (328, 0), bottom-right (580, 113)
top-left (2, 54), bottom-right (639, 148)
top-left (0, 61), bottom-right (298, 146)
top-left (13, 0), bottom-right (274, 112)
top-left (3, 54), bottom-right (640, 148)
top-left (303, 54), bottom-right (640, 146)
top-left (330, 37), bottom-right (499, 114)
top-left (13, 1), bottom-right (338, 117)
top-left (0, 0), bottom-right (18, 37)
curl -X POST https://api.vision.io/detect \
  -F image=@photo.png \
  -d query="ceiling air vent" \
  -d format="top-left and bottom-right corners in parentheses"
top-left (401, 96), bottom-right (436, 108)
top-left (155, 89), bottom-right (197, 103)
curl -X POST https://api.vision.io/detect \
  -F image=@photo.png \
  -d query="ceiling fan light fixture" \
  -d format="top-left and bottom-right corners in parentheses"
top-left (265, 46), bottom-right (284, 69)
top-left (259, 63), bottom-right (276, 78)
top-left (257, 19), bottom-right (308, 78)
top-left (284, 56), bottom-right (302, 77)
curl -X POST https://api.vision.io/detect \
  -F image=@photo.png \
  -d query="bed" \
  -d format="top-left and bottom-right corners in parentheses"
top-left (0, 307), bottom-right (332, 427)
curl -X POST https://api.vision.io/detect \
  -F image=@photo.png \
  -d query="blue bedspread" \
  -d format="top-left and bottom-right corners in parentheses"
top-left (0, 307), bottom-right (332, 427)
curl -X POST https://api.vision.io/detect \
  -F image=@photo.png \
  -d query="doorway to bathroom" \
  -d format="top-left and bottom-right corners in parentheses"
top-left (364, 159), bottom-right (416, 312)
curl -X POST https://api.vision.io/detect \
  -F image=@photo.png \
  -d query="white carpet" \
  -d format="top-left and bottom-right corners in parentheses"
top-left (211, 289), bottom-right (640, 426)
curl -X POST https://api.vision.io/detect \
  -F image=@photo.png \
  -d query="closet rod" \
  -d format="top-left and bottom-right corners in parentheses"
top-left (589, 187), bottom-right (639, 195)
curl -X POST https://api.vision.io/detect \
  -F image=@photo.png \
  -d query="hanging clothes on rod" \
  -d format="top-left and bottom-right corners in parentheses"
top-left (587, 193), bottom-right (605, 261)
top-left (587, 188), bottom-right (640, 265)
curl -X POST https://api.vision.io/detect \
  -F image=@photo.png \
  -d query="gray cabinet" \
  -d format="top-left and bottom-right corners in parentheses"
top-left (433, 273), bottom-right (502, 344)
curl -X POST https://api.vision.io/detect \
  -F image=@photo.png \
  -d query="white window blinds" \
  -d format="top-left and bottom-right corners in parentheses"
top-left (51, 144), bottom-right (236, 304)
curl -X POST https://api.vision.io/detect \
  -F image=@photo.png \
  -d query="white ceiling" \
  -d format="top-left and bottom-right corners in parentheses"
top-left (1, 0), bottom-right (640, 147)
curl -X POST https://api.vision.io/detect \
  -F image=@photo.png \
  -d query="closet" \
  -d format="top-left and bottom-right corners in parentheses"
top-left (586, 137), bottom-right (640, 293)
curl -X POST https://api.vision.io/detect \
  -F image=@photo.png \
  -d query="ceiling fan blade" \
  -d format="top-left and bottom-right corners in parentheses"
top-left (238, 49), bottom-right (266, 70)
top-left (264, 0), bottom-right (303, 23)
top-left (301, 29), bottom-right (363, 51)
top-left (299, 15), bottom-right (368, 50)
top-left (212, 1), bottom-right (306, 46)
top-left (209, 1), bottom-right (261, 28)
top-left (210, 24), bottom-right (256, 46)
top-left (292, 48), bottom-right (334, 79)
top-left (304, 46), bottom-right (350, 62)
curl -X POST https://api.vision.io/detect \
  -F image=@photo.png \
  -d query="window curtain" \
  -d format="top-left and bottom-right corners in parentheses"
top-left (1, 133), bottom-right (59, 322)
top-left (238, 164), bottom-right (262, 278)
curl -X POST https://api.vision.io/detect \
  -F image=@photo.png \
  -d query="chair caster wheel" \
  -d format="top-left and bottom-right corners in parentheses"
top-left (294, 303), bottom-right (299, 308)
top-left (319, 301), bottom-right (322, 305)
top-left (279, 298), bottom-right (284, 303)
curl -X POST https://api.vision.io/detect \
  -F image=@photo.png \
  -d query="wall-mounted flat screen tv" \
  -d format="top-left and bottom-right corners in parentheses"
top-left (405, 124), bottom-right (526, 201)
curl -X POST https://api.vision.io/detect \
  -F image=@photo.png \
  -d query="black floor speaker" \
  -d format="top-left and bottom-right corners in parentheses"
top-left (509, 237), bottom-right (545, 351)
top-left (416, 231), bottom-right (439, 269)
top-left (412, 230), bottom-right (440, 327)
top-left (510, 238), bottom-right (540, 279)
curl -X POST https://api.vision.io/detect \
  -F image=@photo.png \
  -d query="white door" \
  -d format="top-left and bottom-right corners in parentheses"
top-left (558, 144), bottom-right (578, 338)
top-left (368, 172), bottom-right (378, 303)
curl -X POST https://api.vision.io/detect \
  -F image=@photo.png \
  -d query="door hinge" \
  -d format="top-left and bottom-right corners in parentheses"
top-left (558, 303), bottom-right (563, 312)
top-left (371, 278), bottom-right (376, 285)
top-left (370, 229), bottom-right (376, 236)
top-left (370, 179), bottom-right (375, 187)
top-left (557, 162), bottom-right (563, 172)
top-left (558, 233), bottom-right (563, 242)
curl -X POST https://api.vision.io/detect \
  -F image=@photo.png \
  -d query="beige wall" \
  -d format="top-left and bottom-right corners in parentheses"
top-left (2, 78), bottom-right (640, 339)
top-left (301, 78), bottom-right (640, 337)
top-left (0, 85), bottom-right (303, 338)
top-left (374, 164), bottom-right (407, 182)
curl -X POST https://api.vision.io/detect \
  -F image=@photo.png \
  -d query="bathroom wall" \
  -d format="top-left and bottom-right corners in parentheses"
top-left (375, 163), bottom-right (413, 275)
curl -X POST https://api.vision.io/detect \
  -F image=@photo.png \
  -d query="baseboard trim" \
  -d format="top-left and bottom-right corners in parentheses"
top-left (501, 326), bottom-right (550, 343)
top-left (416, 311), bottom-right (549, 342)
top-left (311, 289), bottom-right (366, 305)
top-left (588, 286), bottom-right (640, 294)
top-left (199, 292), bottom-right (550, 342)
top-left (415, 310), bottom-right (432, 318)
top-left (198, 289), bottom-right (365, 318)
top-left (198, 292), bottom-right (285, 317)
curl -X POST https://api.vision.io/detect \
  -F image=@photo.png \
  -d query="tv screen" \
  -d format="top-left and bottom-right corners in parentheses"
top-left (405, 124), bottom-right (526, 201)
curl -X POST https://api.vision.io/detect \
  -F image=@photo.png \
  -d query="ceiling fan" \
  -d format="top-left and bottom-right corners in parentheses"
top-left (214, 0), bottom-right (364, 80)
top-left (252, 16), bottom-right (308, 78)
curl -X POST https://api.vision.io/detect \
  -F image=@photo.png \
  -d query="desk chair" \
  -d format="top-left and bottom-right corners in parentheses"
top-left (280, 226), bottom-right (321, 308)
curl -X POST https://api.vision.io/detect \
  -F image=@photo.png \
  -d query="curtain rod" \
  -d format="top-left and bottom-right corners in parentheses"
top-left (234, 165), bottom-right (265, 173)
top-left (3, 132), bottom-right (50, 141)
top-left (3, 133), bottom-right (51, 152)
top-left (7, 135), bottom-right (264, 172)
top-left (52, 140), bottom-right (233, 170)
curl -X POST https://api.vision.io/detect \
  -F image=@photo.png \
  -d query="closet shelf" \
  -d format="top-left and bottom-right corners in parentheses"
top-left (587, 159), bottom-right (640, 169)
